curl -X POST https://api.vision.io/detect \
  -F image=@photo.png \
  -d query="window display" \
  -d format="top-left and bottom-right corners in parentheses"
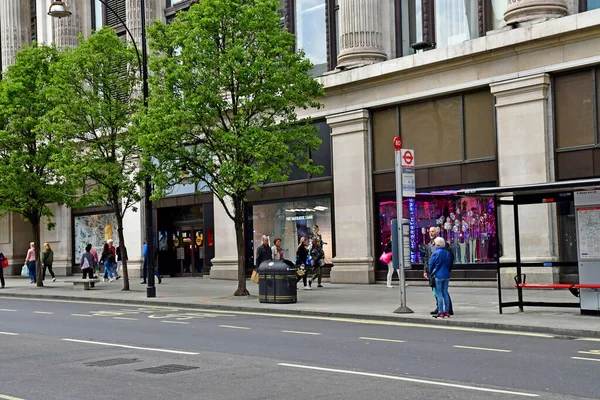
top-left (377, 193), bottom-right (497, 266)
top-left (248, 197), bottom-right (333, 267)
top-left (74, 212), bottom-right (118, 264)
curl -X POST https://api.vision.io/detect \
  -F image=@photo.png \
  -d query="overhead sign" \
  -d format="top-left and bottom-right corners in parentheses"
top-left (401, 149), bottom-right (414, 169)
top-left (402, 171), bottom-right (416, 197)
top-left (393, 137), bottom-right (402, 151)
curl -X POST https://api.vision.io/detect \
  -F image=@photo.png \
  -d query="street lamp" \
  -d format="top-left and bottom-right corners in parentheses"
top-left (49, 0), bottom-right (156, 298)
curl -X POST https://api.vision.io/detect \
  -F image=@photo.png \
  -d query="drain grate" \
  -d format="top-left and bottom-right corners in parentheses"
top-left (135, 364), bottom-right (199, 375)
top-left (84, 358), bottom-right (141, 367)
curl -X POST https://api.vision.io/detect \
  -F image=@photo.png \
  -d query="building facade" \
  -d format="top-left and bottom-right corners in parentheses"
top-left (1, 0), bottom-right (599, 284)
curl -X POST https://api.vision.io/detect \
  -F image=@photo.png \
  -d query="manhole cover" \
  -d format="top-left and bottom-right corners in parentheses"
top-left (84, 358), bottom-right (141, 367)
top-left (136, 364), bottom-right (199, 375)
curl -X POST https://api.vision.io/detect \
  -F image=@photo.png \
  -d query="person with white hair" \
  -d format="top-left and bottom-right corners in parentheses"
top-left (428, 237), bottom-right (453, 319)
top-left (424, 227), bottom-right (453, 315)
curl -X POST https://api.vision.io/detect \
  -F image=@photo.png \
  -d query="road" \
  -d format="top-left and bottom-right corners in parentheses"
top-left (0, 297), bottom-right (598, 400)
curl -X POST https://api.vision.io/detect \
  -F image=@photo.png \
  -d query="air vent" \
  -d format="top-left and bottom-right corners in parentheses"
top-left (136, 364), bottom-right (199, 375)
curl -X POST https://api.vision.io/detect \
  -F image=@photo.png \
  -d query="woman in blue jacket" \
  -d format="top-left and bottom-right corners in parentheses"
top-left (428, 237), bottom-right (452, 318)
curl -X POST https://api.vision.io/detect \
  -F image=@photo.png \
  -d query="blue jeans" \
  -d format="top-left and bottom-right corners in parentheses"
top-left (435, 278), bottom-right (450, 314)
top-left (28, 261), bottom-right (36, 282)
top-left (104, 261), bottom-right (117, 278)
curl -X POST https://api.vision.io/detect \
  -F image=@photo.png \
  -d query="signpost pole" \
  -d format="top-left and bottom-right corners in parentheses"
top-left (393, 138), bottom-right (413, 314)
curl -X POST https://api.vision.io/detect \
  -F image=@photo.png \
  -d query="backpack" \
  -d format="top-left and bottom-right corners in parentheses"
top-left (445, 243), bottom-right (455, 271)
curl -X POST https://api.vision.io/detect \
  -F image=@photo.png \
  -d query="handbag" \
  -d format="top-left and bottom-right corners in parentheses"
top-left (21, 264), bottom-right (29, 277)
top-left (1, 258), bottom-right (8, 268)
top-left (82, 257), bottom-right (90, 269)
top-left (251, 270), bottom-right (260, 284)
top-left (379, 251), bottom-right (392, 264)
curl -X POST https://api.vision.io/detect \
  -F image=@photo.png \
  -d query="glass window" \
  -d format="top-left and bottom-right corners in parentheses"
top-left (434, 0), bottom-right (478, 47)
top-left (311, 121), bottom-right (332, 177)
top-left (588, 0), bottom-right (600, 10)
top-left (372, 107), bottom-right (398, 171)
top-left (464, 91), bottom-right (495, 160)
top-left (295, 0), bottom-right (327, 76)
top-left (74, 213), bottom-right (119, 265)
top-left (376, 193), bottom-right (498, 267)
top-left (248, 197), bottom-right (333, 267)
top-left (93, 0), bottom-right (103, 30)
top-left (555, 71), bottom-right (595, 149)
top-left (491, 0), bottom-right (508, 30)
top-left (400, 0), bottom-right (422, 56)
top-left (400, 96), bottom-right (463, 166)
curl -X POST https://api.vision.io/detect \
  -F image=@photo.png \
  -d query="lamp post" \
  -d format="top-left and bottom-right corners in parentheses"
top-left (49, 0), bottom-right (156, 298)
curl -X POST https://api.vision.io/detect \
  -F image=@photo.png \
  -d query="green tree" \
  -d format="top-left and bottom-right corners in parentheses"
top-left (51, 28), bottom-right (143, 291)
top-left (141, 0), bottom-right (324, 296)
top-left (0, 44), bottom-right (74, 287)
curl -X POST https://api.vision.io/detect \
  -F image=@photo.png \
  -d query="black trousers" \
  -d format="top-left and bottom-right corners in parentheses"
top-left (0, 266), bottom-right (5, 287)
top-left (43, 264), bottom-right (55, 280)
top-left (82, 268), bottom-right (94, 279)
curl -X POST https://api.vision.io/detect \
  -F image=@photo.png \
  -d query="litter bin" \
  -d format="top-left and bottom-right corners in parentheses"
top-left (257, 259), bottom-right (298, 304)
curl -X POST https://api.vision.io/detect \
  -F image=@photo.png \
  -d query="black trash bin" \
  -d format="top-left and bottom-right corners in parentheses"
top-left (257, 259), bottom-right (298, 304)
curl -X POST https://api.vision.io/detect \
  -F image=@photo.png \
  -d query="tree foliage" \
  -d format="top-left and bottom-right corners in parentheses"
top-left (51, 28), bottom-right (144, 291)
top-left (141, 0), bottom-right (324, 295)
top-left (0, 44), bottom-right (74, 286)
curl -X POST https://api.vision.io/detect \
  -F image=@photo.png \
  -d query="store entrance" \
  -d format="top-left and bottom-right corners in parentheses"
top-left (172, 227), bottom-right (205, 277)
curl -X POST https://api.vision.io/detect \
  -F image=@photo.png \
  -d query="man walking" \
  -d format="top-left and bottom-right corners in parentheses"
top-left (141, 238), bottom-right (162, 284)
top-left (423, 227), bottom-right (453, 315)
top-left (255, 235), bottom-right (272, 269)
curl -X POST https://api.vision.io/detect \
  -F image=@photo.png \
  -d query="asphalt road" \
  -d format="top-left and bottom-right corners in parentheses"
top-left (0, 297), bottom-right (598, 400)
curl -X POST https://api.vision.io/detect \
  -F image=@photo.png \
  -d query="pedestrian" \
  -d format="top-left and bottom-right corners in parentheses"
top-left (255, 235), bottom-right (272, 269)
top-left (90, 245), bottom-right (99, 278)
top-left (107, 239), bottom-right (120, 280)
top-left (42, 242), bottom-right (56, 282)
top-left (423, 227), bottom-right (453, 315)
top-left (296, 237), bottom-right (309, 290)
top-left (271, 238), bottom-right (284, 260)
top-left (309, 237), bottom-right (324, 288)
top-left (25, 242), bottom-right (36, 283)
top-left (0, 252), bottom-right (7, 288)
top-left (99, 243), bottom-right (117, 282)
top-left (116, 243), bottom-right (127, 277)
top-left (80, 244), bottom-right (96, 279)
top-left (384, 235), bottom-right (398, 288)
top-left (141, 238), bottom-right (162, 284)
top-left (427, 237), bottom-right (452, 319)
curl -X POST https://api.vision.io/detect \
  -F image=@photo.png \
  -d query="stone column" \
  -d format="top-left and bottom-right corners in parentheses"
top-left (0, 0), bottom-right (31, 72)
top-left (491, 74), bottom-right (559, 285)
top-left (504, 0), bottom-right (568, 25)
top-left (209, 196), bottom-right (239, 280)
top-left (327, 110), bottom-right (375, 284)
top-left (53, 0), bottom-right (81, 48)
top-left (337, 0), bottom-right (387, 69)
top-left (126, 0), bottom-right (156, 46)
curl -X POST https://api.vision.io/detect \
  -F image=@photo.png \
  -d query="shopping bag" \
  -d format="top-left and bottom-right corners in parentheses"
top-left (379, 251), bottom-right (392, 264)
top-left (251, 270), bottom-right (260, 284)
top-left (1, 258), bottom-right (8, 268)
top-left (21, 264), bottom-right (29, 277)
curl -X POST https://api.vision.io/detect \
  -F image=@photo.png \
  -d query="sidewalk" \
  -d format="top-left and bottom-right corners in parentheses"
top-left (1, 276), bottom-right (599, 338)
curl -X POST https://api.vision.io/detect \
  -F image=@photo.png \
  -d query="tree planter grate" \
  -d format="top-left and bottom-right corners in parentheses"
top-left (135, 364), bottom-right (199, 375)
top-left (84, 358), bottom-right (141, 367)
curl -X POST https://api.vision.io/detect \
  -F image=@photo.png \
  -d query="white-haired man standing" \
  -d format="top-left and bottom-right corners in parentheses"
top-left (424, 227), bottom-right (453, 315)
top-left (428, 237), bottom-right (453, 318)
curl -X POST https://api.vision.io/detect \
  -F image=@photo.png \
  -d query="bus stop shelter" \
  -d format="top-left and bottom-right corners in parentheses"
top-left (457, 178), bottom-right (600, 314)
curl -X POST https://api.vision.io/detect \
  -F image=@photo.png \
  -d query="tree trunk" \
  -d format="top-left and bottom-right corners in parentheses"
top-left (32, 220), bottom-right (43, 287)
top-left (233, 201), bottom-right (249, 296)
top-left (115, 213), bottom-right (130, 291)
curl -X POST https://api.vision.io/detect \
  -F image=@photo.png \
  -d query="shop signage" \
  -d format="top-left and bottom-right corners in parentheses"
top-left (401, 149), bottom-right (414, 169)
top-left (402, 171), bottom-right (416, 197)
top-left (173, 238), bottom-right (180, 247)
top-left (177, 247), bottom-right (185, 260)
top-left (286, 215), bottom-right (314, 221)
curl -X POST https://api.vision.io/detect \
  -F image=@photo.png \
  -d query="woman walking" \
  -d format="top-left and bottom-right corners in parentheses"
top-left (99, 243), bottom-right (117, 282)
top-left (271, 238), bottom-right (284, 260)
top-left (42, 243), bottom-right (56, 282)
top-left (383, 235), bottom-right (398, 288)
top-left (428, 237), bottom-right (453, 319)
top-left (80, 244), bottom-right (96, 279)
top-left (296, 237), bottom-right (309, 290)
top-left (309, 238), bottom-right (324, 288)
top-left (25, 242), bottom-right (36, 283)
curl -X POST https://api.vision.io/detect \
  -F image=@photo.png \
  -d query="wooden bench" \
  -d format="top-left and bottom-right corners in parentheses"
top-left (64, 279), bottom-right (100, 290)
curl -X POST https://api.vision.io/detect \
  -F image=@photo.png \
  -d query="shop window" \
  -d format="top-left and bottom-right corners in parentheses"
top-left (555, 70), bottom-right (595, 150)
top-left (73, 212), bottom-right (119, 266)
top-left (372, 107), bottom-right (398, 171)
top-left (401, 96), bottom-right (463, 166)
top-left (247, 197), bottom-right (333, 268)
top-left (464, 91), bottom-right (495, 160)
top-left (376, 193), bottom-right (498, 268)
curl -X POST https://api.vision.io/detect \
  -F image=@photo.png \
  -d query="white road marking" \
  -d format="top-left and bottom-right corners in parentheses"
top-left (360, 337), bottom-right (405, 343)
top-left (71, 314), bottom-right (93, 318)
top-left (576, 338), bottom-right (600, 342)
top-left (281, 330), bottom-right (321, 336)
top-left (62, 338), bottom-right (199, 355)
top-left (162, 320), bottom-right (189, 325)
top-left (0, 309), bottom-right (17, 312)
top-left (33, 311), bottom-right (53, 315)
top-left (454, 345), bottom-right (512, 353)
top-left (0, 394), bottom-right (26, 400)
top-left (113, 317), bottom-right (138, 321)
top-left (219, 325), bottom-right (251, 330)
top-left (577, 350), bottom-right (600, 355)
top-left (278, 363), bottom-right (539, 397)
top-left (572, 356), bottom-right (600, 363)
top-left (0, 332), bottom-right (19, 336)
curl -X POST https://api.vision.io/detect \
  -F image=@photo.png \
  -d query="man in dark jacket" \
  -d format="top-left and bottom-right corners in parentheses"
top-left (423, 227), bottom-right (453, 315)
top-left (255, 235), bottom-right (272, 269)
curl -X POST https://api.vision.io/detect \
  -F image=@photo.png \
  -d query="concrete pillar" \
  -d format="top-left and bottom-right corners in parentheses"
top-left (337, 0), bottom-right (386, 69)
top-left (327, 110), bottom-right (375, 284)
top-left (504, 0), bottom-right (568, 25)
top-left (209, 196), bottom-right (238, 280)
top-left (53, 0), bottom-right (82, 48)
top-left (40, 204), bottom-right (73, 276)
top-left (0, 0), bottom-right (31, 72)
top-left (491, 73), bottom-right (559, 285)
